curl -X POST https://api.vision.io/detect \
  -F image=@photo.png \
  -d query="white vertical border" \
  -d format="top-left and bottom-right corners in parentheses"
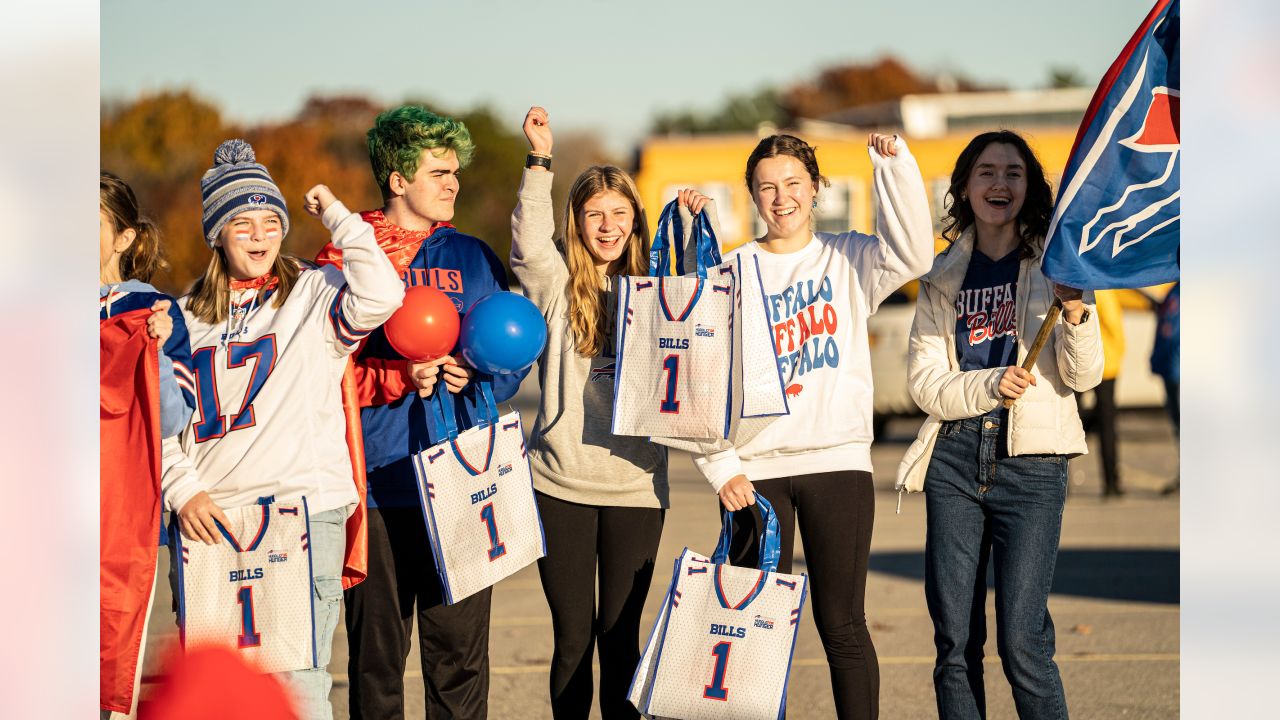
top-left (1182, 0), bottom-right (1280, 716)
top-left (0, 0), bottom-right (100, 714)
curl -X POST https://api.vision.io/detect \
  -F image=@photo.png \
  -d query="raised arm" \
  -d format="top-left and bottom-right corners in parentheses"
top-left (305, 184), bottom-right (405, 357)
top-left (511, 106), bottom-right (569, 311)
top-left (850, 134), bottom-right (936, 312)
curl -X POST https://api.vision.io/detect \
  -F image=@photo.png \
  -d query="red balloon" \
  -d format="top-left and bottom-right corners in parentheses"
top-left (383, 286), bottom-right (460, 361)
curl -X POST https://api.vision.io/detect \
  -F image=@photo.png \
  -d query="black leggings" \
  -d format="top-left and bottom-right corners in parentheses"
top-left (728, 470), bottom-right (879, 720)
top-left (535, 492), bottom-right (665, 720)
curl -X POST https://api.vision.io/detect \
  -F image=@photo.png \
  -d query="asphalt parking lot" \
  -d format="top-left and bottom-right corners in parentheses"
top-left (139, 386), bottom-right (1179, 719)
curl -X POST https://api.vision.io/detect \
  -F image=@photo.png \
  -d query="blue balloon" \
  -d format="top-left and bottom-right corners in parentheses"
top-left (459, 291), bottom-right (548, 375)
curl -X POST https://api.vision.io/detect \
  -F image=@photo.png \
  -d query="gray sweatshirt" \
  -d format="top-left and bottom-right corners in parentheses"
top-left (510, 169), bottom-right (715, 508)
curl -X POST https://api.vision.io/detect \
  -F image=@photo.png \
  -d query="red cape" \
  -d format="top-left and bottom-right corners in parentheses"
top-left (315, 209), bottom-right (451, 590)
top-left (100, 309), bottom-right (162, 712)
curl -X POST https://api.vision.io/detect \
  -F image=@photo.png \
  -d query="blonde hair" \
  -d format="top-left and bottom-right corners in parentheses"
top-left (561, 166), bottom-right (650, 357)
top-left (185, 248), bottom-right (300, 325)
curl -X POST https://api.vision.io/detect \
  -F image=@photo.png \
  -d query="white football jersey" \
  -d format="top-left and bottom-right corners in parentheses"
top-left (630, 549), bottom-right (808, 720)
top-left (413, 411), bottom-right (546, 604)
top-left (162, 202), bottom-right (403, 516)
top-left (613, 275), bottom-right (735, 439)
top-left (175, 498), bottom-right (316, 674)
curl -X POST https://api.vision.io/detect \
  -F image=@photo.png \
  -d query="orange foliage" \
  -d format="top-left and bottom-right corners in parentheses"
top-left (783, 56), bottom-right (995, 120)
top-left (102, 93), bottom-right (411, 294)
top-left (101, 92), bottom-right (621, 295)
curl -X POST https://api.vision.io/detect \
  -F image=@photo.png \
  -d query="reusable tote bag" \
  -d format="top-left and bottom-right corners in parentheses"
top-left (412, 379), bottom-right (545, 604)
top-left (174, 496), bottom-right (317, 674)
top-left (650, 243), bottom-right (792, 456)
top-left (629, 495), bottom-right (808, 720)
top-left (613, 201), bottom-right (736, 439)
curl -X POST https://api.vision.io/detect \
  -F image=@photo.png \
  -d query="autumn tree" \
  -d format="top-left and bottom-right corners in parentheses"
top-left (101, 90), bottom-right (233, 294)
top-left (647, 56), bottom-right (998, 137)
top-left (782, 56), bottom-right (995, 119)
top-left (102, 93), bottom-right (601, 292)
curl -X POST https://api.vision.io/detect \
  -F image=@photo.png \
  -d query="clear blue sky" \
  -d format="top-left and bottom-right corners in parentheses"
top-left (102, 0), bottom-right (1152, 153)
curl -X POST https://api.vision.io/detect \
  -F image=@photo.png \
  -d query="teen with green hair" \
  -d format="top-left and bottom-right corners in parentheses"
top-left (315, 104), bottom-right (529, 719)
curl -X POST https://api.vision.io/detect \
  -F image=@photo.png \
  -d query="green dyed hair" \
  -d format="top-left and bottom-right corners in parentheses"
top-left (367, 105), bottom-right (475, 200)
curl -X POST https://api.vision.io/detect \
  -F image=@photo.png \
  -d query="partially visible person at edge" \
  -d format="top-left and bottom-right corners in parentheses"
top-left (698, 131), bottom-right (935, 719)
top-left (1081, 288), bottom-right (1126, 497)
top-left (511, 106), bottom-right (714, 719)
top-left (897, 130), bottom-right (1103, 720)
top-left (162, 139), bottom-right (405, 719)
top-left (1150, 282), bottom-right (1179, 494)
top-left (313, 105), bottom-right (530, 720)
top-left (100, 170), bottom-right (195, 440)
top-left (99, 170), bottom-right (196, 720)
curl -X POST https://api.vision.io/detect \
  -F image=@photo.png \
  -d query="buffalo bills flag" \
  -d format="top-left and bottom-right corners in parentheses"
top-left (1041, 0), bottom-right (1180, 289)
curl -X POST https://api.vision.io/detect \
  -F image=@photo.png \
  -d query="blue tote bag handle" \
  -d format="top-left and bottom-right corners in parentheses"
top-left (473, 377), bottom-right (500, 426)
top-left (428, 385), bottom-right (459, 442)
top-left (428, 377), bottom-right (500, 442)
top-left (688, 207), bottom-right (723, 277)
top-left (648, 199), bottom-right (723, 279)
top-left (648, 200), bottom-right (683, 277)
top-left (711, 493), bottom-right (781, 573)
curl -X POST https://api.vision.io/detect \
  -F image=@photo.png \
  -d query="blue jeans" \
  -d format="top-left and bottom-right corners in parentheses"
top-left (923, 416), bottom-right (1069, 720)
top-left (278, 506), bottom-right (349, 720)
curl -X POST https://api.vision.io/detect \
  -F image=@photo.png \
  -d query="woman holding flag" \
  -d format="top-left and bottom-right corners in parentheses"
top-left (897, 130), bottom-right (1103, 719)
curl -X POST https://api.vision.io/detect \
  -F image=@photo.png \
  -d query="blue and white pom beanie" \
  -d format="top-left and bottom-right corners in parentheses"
top-left (200, 139), bottom-right (290, 247)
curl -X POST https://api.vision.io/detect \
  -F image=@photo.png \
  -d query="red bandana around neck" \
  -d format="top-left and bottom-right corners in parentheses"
top-left (228, 273), bottom-right (279, 291)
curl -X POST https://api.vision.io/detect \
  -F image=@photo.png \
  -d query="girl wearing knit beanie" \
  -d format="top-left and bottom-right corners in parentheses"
top-left (162, 139), bottom-right (404, 719)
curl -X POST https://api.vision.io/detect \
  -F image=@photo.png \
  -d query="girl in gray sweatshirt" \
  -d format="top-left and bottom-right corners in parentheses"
top-left (510, 106), bottom-right (713, 719)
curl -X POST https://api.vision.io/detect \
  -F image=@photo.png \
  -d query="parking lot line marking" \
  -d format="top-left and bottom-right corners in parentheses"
top-left (143, 651), bottom-right (1180, 686)
top-left (312, 652), bottom-right (1182, 683)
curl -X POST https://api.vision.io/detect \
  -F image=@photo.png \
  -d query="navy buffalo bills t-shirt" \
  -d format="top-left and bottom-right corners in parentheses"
top-left (955, 248), bottom-right (1020, 380)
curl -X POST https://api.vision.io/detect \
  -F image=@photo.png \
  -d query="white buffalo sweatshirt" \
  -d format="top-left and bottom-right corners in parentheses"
top-left (694, 137), bottom-right (935, 490)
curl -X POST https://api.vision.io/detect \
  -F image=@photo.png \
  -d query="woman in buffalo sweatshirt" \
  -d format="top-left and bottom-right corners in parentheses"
top-left (701, 132), bottom-right (935, 720)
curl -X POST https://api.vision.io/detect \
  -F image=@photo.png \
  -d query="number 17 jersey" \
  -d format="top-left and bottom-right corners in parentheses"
top-left (613, 275), bottom-right (735, 439)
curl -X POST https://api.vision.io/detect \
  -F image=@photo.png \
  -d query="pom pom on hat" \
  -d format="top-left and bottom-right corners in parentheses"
top-left (212, 138), bottom-right (257, 166)
top-left (200, 138), bottom-right (289, 247)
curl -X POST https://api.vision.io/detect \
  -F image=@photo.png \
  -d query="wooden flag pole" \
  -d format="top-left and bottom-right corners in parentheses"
top-left (1002, 298), bottom-right (1063, 409)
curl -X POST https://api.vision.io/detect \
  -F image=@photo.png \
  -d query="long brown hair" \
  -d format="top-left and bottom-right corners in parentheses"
top-left (941, 130), bottom-right (1054, 258)
top-left (100, 171), bottom-right (168, 283)
top-left (185, 247), bottom-right (301, 325)
top-left (561, 166), bottom-right (650, 357)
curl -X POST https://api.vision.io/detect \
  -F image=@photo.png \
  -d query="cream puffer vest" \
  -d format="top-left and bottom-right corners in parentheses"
top-left (896, 229), bottom-right (1104, 496)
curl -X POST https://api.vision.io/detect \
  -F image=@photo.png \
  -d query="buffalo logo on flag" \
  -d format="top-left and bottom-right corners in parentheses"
top-left (1042, 0), bottom-right (1180, 290)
